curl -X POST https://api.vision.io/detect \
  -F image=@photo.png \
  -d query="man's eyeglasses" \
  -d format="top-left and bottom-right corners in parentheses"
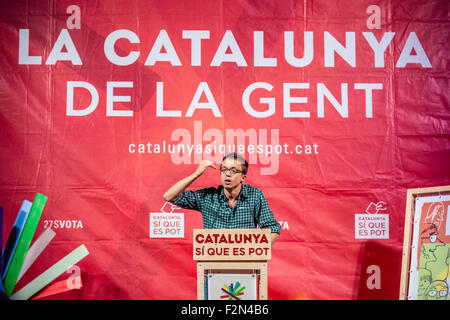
top-left (220, 167), bottom-right (243, 175)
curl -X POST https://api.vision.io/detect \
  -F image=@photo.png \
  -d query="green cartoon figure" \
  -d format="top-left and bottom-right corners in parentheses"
top-left (417, 222), bottom-right (450, 300)
top-left (417, 268), bottom-right (432, 299)
top-left (425, 280), bottom-right (448, 300)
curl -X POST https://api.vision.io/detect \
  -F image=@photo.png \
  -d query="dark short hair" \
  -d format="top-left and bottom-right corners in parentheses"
top-left (221, 153), bottom-right (248, 174)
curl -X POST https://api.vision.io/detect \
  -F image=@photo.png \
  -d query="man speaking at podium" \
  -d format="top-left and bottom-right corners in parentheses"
top-left (163, 153), bottom-right (280, 245)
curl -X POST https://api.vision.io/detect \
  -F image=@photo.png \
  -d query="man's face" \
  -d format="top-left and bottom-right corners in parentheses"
top-left (220, 158), bottom-right (246, 189)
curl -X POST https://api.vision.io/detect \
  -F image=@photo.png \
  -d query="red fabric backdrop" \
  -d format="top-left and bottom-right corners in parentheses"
top-left (0, 0), bottom-right (449, 299)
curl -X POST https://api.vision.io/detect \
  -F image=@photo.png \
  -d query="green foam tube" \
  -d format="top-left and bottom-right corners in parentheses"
top-left (3, 193), bottom-right (47, 296)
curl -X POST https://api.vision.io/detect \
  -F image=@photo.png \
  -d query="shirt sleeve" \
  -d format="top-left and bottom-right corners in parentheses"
top-left (255, 190), bottom-right (281, 234)
top-left (173, 189), bottom-right (203, 211)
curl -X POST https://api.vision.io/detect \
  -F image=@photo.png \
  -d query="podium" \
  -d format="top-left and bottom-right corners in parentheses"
top-left (193, 228), bottom-right (271, 300)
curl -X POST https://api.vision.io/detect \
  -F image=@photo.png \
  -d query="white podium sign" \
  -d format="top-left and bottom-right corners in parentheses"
top-left (207, 273), bottom-right (257, 300)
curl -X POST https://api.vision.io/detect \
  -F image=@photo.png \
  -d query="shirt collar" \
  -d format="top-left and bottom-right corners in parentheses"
top-left (219, 184), bottom-right (248, 202)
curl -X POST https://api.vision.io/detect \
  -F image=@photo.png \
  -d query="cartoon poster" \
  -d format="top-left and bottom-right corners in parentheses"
top-left (408, 195), bottom-right (450, 300)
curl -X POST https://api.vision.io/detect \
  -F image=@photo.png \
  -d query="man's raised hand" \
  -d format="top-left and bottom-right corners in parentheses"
top-left (194, 160), bottom-right (217, 177)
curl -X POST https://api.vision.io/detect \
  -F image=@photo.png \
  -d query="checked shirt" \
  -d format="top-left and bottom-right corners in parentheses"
top-left (173, 184), bottom-right (281, 234)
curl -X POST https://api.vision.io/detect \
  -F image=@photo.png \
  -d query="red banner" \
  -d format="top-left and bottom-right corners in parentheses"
top-left (0, 0), bottom-right (449, 299)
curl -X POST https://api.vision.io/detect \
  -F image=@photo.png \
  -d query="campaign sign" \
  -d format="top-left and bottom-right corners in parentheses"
top-left (355, 214), bottom-right (389, 239)
top-left (150, 212), bottom-right (184, 238)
